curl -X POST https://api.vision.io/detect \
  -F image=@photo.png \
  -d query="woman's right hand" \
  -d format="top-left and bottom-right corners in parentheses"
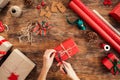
top-left (58, 61), bottom-right (80, 80)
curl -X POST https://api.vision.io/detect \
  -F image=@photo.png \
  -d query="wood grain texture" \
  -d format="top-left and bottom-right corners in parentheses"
top-left (0, 0), bottom-right (120, 80)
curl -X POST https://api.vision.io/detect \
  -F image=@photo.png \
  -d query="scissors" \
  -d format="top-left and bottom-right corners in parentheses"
top-left (58, 52), bottom-right (67, 74)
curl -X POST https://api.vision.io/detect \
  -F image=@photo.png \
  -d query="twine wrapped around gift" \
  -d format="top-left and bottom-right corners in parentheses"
top-left (57, 43), bottom-right (77, 58)
top-left (108, 58), bottom-right (120, 75)
top-left (0, 39), bottom-right (7, 58)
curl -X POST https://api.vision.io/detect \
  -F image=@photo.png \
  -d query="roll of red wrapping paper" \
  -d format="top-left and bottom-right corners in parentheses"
top-left (69, 1), bottom-right (120, 53)
top-left (72, 0), bottom-right (120, 45)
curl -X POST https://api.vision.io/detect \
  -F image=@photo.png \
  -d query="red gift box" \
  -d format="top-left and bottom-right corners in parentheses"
top-left (54, 38), bottom-right (79, 62)
top-left (102, 53), bottom-right (120, 75)
top-left (110, 3), bottom-right (120, 22)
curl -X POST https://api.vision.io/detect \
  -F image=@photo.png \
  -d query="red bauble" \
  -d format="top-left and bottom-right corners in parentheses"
top-left (36, 5), bottom-right (41, 10)
top-left (41, 1), bottom-right (46, 7)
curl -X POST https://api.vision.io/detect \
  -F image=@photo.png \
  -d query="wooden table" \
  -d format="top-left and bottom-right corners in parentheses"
top-left (0, 0), bottom-right (120, 80)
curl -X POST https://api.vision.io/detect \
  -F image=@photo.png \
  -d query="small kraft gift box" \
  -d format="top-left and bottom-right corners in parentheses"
top-left (109, 3), bottom-right (120, 22)
top-left (0, 49), bottom-right (35, 80)
top-left (0, 36), bottom-right (12, 59)
top-left (54, 38), bottom-right (79, 62)
top-left (102, 53), bottom-right (120, 75)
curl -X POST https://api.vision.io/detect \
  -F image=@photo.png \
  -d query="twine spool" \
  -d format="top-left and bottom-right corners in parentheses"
top-left (101, 43), bottom-right (111, 51)
top-left (9, 6), bottom-right (22, 17)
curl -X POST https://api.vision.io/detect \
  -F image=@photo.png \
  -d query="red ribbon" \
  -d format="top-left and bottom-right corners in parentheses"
top-left (0, 51), bottom-right (6, 58)
top-left (33, 21), bottom-right (51, 36)
top-left (8, 73), bottom-right (19, 80)
top-left (0, 39), bottom-right (7, 45)
top-left (0, 39), bottom-right (7, 58)
top-left (0, 21), bottom-right (5, 32)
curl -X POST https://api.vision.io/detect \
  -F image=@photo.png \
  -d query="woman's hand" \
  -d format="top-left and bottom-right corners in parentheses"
top-left (38, 49), bottom-right (56, 80)
top-left (43, 49), bottom-right (56, 71)
top-left (58, 61), bottom-right (80, 80)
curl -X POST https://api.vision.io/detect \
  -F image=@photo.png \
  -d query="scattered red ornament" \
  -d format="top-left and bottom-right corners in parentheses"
top-left (0, 21), bottom-right (5, 32)
top-left (41, 1), bottom-right (46, 7)
top-left (8, 73), bottom-right (19, 80)
top-left (103, 0), bottom-right (112, 6)
top-left (36, 4), bottom-right (41, 10)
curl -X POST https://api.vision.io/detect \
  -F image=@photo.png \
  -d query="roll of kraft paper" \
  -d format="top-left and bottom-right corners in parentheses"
top-left (69, 1), bottom-right (120, 53)
top-left (72, 0), bottom-right (120, 45)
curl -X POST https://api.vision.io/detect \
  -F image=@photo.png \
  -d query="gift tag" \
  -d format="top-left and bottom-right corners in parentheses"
top-left (45, 6), bottom-right (49, 11)
top-left (45, 11), bottom-right (52, 18)
top-left (40, 9), bottom-right (46, 16)
top-left (57, 2), bottom-right (66, 13)
top-left (51, 1), bottom-right (58, 13)
top-left (0, 21), bottom-right (5, 32)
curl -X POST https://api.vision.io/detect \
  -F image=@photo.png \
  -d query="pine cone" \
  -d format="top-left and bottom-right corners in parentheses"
top-left (85, 31), bottom-right (98, 41)
top-left (24, 0), bottom-right (33, 7)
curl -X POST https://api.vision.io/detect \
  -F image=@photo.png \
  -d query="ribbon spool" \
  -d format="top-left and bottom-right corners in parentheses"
top-left (9, 6), bottom-right (22, 17)
top-left (101, 43), bottom-right (111, 51)
top-left (66, 16), bottom-right (86, 30)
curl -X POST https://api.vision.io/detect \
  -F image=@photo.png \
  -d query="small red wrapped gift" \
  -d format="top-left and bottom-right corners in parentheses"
top-left (54, 38), bottom-right (79, 62)
top-left (109, 3), bottom-right (120, 22)
top-left (102, 53), bottom-right (120, 75)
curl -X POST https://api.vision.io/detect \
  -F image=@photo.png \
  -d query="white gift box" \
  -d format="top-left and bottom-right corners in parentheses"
top-left (0, 0), bottom-right (9, 11)
top-left (0, 36), bottom-right (12, 52)
top-left (0, 49), bottom-right (35, 80)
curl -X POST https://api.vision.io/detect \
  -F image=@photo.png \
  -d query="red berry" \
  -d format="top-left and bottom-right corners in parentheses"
top-left (41, 1), bottom-right (46, 7)
top-left (36, 5), bottom-right (41, 10)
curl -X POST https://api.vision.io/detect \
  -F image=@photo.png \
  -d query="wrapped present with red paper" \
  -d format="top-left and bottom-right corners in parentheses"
top-left (0, 36), bottom-right (12, 59)
top-left (102, 53), bottom-right (120, 75)
top-left (110, 3), bottom-right (120, 22)
top-left (54, 38), bottom-right (79, 62)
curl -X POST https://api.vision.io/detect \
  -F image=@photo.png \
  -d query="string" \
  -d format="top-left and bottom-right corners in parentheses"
top-left (56, 43), bottom-right (77, 58)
